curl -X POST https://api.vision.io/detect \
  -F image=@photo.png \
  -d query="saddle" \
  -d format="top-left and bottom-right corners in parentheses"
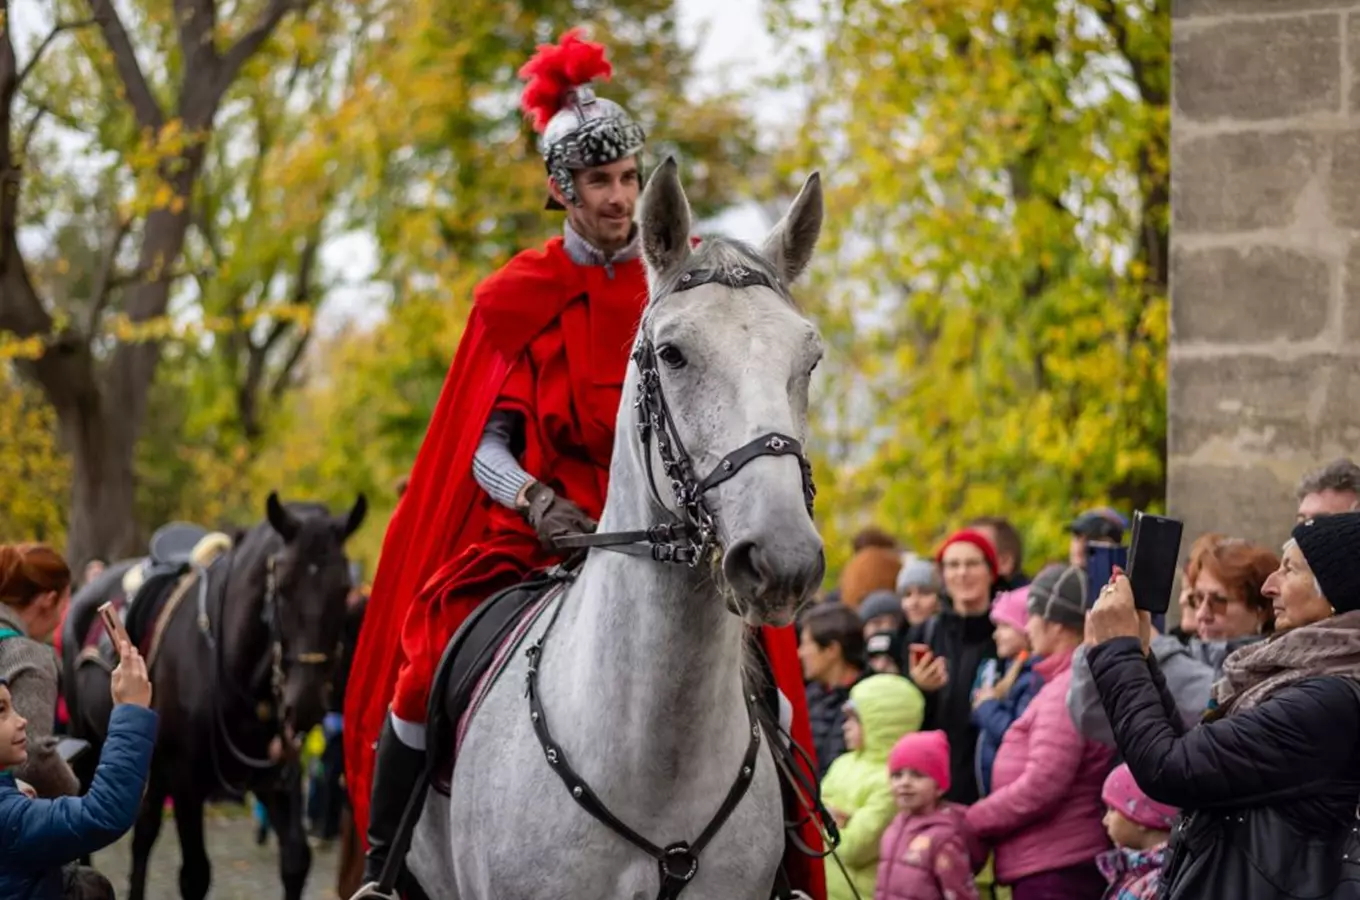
top-left (80, 522), bottom-right (212, 666)
top-left (425, 564), bottom-right (577, 794)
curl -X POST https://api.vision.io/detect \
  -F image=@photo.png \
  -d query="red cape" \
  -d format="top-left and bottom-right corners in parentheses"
top-left (344, 238), bottom-right (592, 834)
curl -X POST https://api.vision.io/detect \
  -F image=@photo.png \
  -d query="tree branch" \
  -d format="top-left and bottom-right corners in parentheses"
top-left (173, 0), bottom-right (218, 78)
top-left (84, 0), bottom-right (165, 132)
top-left (86, 214), bottom-right (131, 334)
top-left (218, 0), bottom-right (307, 88)
top-left (267, 328), bottom-right (310, 401)
top-left (17, 18), bottom-right (98, 87)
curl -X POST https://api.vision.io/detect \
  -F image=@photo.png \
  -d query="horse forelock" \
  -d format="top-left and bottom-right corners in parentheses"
top-left (644, 238), bottom-right (796, 324)
top-left (238, 502), bottom-right (342, 566)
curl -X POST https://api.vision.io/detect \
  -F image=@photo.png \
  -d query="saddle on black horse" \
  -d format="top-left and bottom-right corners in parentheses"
top-left (75, 522), bottom-right (214, 668)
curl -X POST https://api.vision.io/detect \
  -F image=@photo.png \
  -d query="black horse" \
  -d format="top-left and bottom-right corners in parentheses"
top-left (63, 492), bottom-right (366, 900)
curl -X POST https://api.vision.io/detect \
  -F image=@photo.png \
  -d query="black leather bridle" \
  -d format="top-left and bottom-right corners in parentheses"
top-left (555, 264), bottom-right (817, 567)
top-left (532, 264), bottom-right (821, 900)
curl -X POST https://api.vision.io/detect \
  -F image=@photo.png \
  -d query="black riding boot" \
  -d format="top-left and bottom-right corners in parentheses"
top-left (362, 717), bottom-right (427, 887)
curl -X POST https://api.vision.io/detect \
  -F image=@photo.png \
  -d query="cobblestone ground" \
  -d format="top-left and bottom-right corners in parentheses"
top-left (93, 803), bottom-right (342, 900)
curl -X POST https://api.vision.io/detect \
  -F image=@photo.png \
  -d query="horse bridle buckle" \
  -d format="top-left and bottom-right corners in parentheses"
top-left (659, 842), bottom-right (699, 883)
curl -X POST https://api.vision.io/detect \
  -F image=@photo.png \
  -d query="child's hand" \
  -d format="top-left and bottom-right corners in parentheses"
top-left (16, 779), bottom-right (36, 799)
top-left (110, 640), bottom-right (153, 708)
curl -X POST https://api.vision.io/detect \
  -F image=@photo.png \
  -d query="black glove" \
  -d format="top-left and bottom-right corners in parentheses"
top-left (519, 482), bottom-right (597, 552)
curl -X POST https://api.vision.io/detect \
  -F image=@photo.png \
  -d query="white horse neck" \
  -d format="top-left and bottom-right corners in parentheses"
top-left (543, 429), bottom-right (753, 797)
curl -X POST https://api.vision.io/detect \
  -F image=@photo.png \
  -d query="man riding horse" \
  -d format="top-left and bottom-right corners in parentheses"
top-left (345, 29), bottom-right (826, 899)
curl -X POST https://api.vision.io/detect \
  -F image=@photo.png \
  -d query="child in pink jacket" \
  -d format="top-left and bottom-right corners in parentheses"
top-left (875, 731), bottom-right (984, 900)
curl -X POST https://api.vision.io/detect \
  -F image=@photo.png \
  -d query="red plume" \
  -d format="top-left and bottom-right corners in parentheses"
top-left (518, 28), bottom-right (614, 133)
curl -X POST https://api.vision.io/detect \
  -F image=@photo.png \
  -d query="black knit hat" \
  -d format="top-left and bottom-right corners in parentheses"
top-left (1292, 512), bottom-right (1360, 613)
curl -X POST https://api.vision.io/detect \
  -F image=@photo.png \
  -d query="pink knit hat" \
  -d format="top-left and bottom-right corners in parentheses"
top-left (989, 586), bottom-right (1030, 633)
top-left (1102, 764), bottom-right (1178, 831)
top-left (887, 730), bottom-right (951, 794)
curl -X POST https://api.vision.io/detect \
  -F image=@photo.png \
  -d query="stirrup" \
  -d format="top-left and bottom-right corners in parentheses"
top-left (349, 882), bottom-right (398, 900)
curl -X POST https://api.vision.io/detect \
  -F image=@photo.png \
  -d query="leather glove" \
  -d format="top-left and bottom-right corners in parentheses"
top-left (520, 481), bottom-right (597, 552)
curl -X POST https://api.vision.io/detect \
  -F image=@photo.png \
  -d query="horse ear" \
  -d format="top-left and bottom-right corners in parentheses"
top-left (639, 156), bottom-right (693, 279)
top-left (266, 492), bottom-right (301, 543)
top-left (340, 493), bottom-right (368, 541)
top-left (760, 172), bottom-right (823, 286)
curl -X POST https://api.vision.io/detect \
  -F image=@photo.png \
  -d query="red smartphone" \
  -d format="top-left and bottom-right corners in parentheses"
top-left (99, 602), bottom-right (131, 655)
top-left (908, 643), bottom-right (930, 668)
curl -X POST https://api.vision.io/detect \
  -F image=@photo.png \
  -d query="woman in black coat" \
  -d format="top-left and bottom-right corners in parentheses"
top-left (1087, 512), bottom-right (1360, 899)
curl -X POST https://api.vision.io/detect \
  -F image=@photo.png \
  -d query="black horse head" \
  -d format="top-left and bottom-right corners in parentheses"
top-left (257, 491), bottom-right (367, 736)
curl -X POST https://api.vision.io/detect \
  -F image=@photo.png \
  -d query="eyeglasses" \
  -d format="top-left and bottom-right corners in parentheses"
top-left (1185, 590), bottom-right (1233, 614)
top-left (942, 558), bottom-right (986, 572)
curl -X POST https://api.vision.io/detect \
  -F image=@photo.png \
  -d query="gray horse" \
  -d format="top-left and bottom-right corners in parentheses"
top-left (407, 158), bottom-right (827, 899)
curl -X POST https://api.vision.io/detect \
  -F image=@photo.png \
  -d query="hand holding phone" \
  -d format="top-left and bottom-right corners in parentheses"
top-left (1127, 512), bottom-right (1184, 615)
top-left (907, 645), bottom-right (948, 692)
top-left (98, 602), bottom-right (131, 657)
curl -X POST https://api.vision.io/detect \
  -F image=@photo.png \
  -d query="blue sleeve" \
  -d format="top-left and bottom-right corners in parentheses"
top-left (5, 705), bottom-right (158, 865)
top-left (970, 697), bottom-right (1014, 741)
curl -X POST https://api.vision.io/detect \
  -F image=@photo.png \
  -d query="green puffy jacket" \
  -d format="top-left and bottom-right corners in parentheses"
top-left (821, 673), bottom-right (926, 900)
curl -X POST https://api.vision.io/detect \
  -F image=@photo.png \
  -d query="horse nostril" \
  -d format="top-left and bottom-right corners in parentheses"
top-left (723, 540), bottom-right (770, 597)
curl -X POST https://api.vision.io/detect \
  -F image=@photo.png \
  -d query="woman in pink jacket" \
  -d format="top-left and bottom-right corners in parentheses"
top-left (965, 565), bottom-right (1114, 899)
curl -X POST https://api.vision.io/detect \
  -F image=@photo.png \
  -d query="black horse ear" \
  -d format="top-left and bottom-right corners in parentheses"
top-left (340, 493), bottom-right (368, 541)
top-left (266, 492), bottom-right (301, 543)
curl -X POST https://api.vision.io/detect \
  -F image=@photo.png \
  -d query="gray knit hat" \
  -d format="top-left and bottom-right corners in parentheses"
top-left (1027, 564), bottom-right (1088, 631)
top-left (859, 590), bottom-right (904, 625)
top-left (896, 556), bottom-right (941, 595)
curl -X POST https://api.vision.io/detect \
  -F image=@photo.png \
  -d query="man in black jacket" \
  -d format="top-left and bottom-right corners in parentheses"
top-left (797, 602), bottom-right (867, 777)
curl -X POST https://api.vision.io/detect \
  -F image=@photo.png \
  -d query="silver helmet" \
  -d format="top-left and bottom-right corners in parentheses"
top-left (519, 30), bottom-right (646, 209)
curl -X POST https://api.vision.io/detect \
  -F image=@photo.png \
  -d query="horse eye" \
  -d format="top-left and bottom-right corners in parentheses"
top-left (657, 344), bottom-right (687, 369)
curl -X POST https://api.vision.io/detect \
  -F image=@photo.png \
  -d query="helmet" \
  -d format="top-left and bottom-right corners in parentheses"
top-left (519, 29), bottom-right (646, 210)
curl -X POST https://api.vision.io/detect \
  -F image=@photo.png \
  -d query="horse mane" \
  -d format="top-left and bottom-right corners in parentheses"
top-left (645, 237), bottom-right (797, 320)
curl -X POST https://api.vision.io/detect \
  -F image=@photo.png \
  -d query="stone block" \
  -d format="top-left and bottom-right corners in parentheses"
top-left (1174, 15), bottom-right (1340, 122)
top-left (1167, 462), bottom-right (1298, 550)
top-left (1317, 356), bottom-right (1360, 446)
top-left (1174, 131), bottom-right (1323, 232)
top-left (1168, 355), bottom-right (1335, 455)
top-left (1175, 0), bottom-right (1356, 16)
top-left (1172, 245), bottom-right (1330, 342)
top-left (1329, 131), bottom-right (1360, 228)
top-left (1342, 243), bottom-right (1360, 340)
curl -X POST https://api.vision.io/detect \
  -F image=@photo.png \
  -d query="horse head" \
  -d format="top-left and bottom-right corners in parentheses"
top-left (263, 491), bottom-right (367, 735)
top-left (634, 157), bottom-right (826, 627)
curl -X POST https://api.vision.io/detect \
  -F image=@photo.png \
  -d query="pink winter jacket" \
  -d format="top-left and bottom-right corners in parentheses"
top-left (874, 803), bottom-right (983, 900)
top-left (964, 647), bottom-right (1114, 883)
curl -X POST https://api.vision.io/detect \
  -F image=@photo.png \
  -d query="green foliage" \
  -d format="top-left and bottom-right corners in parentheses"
top-left (767, 0), bottom-right (1170, 574)
top-left (0, 372), bottom-right (70, 543)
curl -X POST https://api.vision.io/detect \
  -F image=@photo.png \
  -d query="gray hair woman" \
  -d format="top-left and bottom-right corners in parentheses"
top-left (1085, 512), bottom-right (1360, 899)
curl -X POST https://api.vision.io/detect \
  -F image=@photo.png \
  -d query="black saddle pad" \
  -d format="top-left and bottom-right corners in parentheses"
top-left (426, 566), bottom-right (575, 794)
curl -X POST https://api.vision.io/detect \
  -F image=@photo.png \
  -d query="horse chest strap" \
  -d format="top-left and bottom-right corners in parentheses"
top-left (526, 632), bottom-right (762, 899)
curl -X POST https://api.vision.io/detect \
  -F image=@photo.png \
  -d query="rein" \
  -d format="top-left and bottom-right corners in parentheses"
top-left (196, 549), bottom-right (334, 795)
top-left (532, 264), bottom-right (826, 900)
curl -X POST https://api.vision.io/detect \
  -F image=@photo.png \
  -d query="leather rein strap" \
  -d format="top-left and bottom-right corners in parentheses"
top-left (524, 589), bottom-right (763, 900)
top-left (553, 264), bottom-right (817, 567)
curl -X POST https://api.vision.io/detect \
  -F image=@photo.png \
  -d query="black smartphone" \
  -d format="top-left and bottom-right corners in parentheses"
top-left (1085, 542), bottom-right (1128, 609)
top-left (1126, 511), bottom-right (1184, 615)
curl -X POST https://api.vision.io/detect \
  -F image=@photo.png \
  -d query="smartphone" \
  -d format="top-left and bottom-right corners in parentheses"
top-left (908, 643), bottom-right (930, 669)
top-left (1126, 511), bottom-right (1185, 615)
top-left (56, 737), bottom-right (91, 764)
top-left (1085, 541), bottom-right (1128, 609)
top-left (99, 602), bottom-right (131, 655)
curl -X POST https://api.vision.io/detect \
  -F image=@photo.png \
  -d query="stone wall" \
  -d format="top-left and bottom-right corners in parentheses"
top-left (1170, 0), bottom-right (1360, 550)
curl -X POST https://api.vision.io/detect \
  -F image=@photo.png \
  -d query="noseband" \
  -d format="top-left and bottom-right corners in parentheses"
top-left (555, 264), bottom-right (817, 566)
